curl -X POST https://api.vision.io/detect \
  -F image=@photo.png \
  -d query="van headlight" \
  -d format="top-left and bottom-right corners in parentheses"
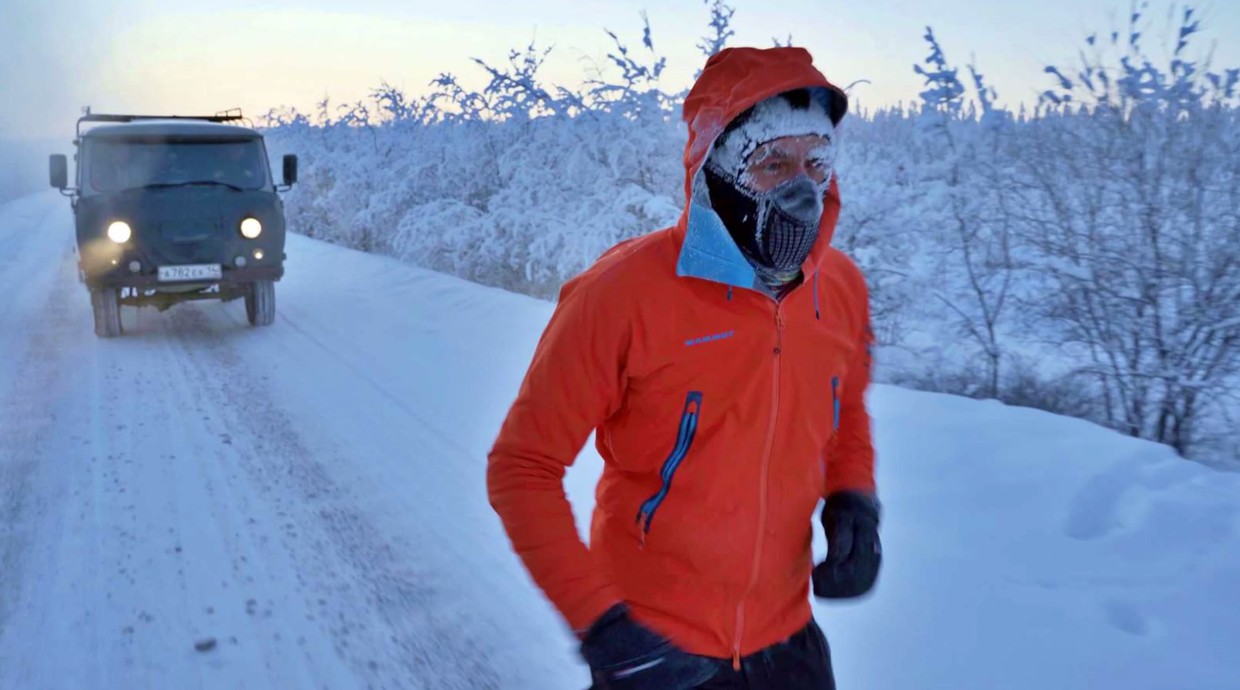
top-left (107, 221), bottom-right (132, 244)
top-left (240, 217), bottom-right (263, 239)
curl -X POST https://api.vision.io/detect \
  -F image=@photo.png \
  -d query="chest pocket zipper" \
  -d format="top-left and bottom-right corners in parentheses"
top-left (636, 391), bottom-right (704, 540)
top-left (831, 376), bottom-right (841, 433)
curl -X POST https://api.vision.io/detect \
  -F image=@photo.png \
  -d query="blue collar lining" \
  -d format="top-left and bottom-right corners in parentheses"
top-left (675, 201), bottom-right (760, 292)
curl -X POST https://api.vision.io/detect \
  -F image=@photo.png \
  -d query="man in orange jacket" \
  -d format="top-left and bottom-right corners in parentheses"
top-left (489, 46), bottom-right (880, 690)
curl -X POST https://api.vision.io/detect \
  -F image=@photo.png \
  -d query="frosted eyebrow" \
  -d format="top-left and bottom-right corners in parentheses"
top-left (746, 146), bottom-right (784, 167)
top-left (756, 144), bottom-right (795, 162)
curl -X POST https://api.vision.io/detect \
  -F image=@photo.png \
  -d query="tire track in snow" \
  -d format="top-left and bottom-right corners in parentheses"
top-left (163, 306), bottom-right (503, 689)
top-left (130, 326), bottom-right (356, 690)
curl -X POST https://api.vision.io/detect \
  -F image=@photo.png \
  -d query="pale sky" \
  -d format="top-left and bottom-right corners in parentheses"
top-left (3, 0), bottom-right (1239, 142)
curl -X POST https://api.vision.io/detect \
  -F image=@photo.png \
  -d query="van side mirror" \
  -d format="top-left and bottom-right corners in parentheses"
top-left (49, 155), bottom-right (68, 190)
top-left (282, 154), bottom-right (298, 186)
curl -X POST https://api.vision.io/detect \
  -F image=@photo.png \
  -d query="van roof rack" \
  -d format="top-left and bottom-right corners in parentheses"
top-left (76, 108), bottom-right (249, 137)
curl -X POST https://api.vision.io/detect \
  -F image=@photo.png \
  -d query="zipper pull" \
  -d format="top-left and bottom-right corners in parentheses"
top-left (732, 649), bottom-right (742, 671)
top-left (774, 307), bottom-right (785, 356)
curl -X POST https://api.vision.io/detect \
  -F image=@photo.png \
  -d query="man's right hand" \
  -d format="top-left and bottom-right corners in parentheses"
top-left (581, 605), bottom-right (719, 690)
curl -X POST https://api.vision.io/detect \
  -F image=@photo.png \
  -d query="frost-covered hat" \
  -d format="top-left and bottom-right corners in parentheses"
top-left (705, 88), bottom-right (840, 182)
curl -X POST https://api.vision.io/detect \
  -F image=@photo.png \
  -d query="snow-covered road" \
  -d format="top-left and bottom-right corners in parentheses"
top-left (0, 193), bottom-right (580, 689)
top-left (1, 192), bottom-right (1237, 690)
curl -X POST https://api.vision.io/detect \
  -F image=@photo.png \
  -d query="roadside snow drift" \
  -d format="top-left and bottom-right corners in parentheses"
top-left (1, 192), bottom-right (1236, 690)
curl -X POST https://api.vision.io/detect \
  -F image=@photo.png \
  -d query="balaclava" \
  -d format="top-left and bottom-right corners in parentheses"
top-left (703, 88), bottom-right (838, 293)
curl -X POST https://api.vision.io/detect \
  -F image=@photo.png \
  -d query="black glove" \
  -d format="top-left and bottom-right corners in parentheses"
top-left (812, 491), bottom-right (882, 599)
top-left (581, 605), bottom-right (718, 690)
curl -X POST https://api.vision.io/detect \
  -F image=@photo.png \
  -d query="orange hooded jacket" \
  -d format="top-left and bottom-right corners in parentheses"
top-left (488, 47), bottom-right (876, 665)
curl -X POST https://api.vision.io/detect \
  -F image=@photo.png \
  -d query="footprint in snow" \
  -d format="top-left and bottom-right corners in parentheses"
top-left (1102, 599), bottom-right (1150, 636)
top-left (1064, 463), bottom-right (1139, 540)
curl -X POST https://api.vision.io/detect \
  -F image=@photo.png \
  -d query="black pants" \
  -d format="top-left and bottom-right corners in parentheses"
top-left (695, 621), bottom-right (835, 690)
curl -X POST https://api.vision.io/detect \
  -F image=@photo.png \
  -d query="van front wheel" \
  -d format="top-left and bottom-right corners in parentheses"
top-left (90, 287), bottom-right (122, 338)
top-left (245, 280), bottom-right (276, 327)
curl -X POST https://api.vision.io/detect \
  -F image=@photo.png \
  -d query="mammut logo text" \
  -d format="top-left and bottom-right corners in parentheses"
top-left (685, 331), bottom-right (735, 347)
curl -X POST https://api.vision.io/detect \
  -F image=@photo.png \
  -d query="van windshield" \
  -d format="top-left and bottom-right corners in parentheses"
top-left (87, 138), bottom-right (271, 193)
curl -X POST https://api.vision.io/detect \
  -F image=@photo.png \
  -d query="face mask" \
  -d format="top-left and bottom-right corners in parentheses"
top-left (754, 175), bottom-right (825, 270)
top-left (704, 167), bottom-right (825, 273)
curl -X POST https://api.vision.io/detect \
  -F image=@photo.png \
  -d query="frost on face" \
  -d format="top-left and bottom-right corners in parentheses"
top-left (737, 136), bottom-right (838, 196)
top-left (806, 142), bottom-right (837, 183)
top-left (707, 92), bottom-right (838, 184)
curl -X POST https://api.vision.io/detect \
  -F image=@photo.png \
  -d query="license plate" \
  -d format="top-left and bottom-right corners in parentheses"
top-left (158, 264), bottom-right (222, 282)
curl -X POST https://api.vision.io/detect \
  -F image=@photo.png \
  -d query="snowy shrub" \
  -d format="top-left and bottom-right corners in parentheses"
top-left (1012, 6), bottom-right (1240, 457)
top-left (262, 19), bottom-right (684, 297)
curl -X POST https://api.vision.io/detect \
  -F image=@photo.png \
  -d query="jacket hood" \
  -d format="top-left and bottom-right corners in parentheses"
top-left (675, 47), bottom-right (849, 290)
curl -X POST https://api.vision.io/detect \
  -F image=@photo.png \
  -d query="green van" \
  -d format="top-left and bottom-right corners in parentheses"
top-left (50, 111), bottom-right (297, 337)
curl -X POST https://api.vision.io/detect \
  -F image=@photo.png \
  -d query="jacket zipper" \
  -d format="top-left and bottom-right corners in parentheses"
top-left (831, 376), bottom-right (841, 433)
top-left (636, 391), bottom-right (704, 546)
top-left (732, 304), bottom-right (784, 669)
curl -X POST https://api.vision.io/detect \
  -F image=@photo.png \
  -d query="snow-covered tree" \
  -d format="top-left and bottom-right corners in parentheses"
top-left (1016, 5), bottom-right (1240, 456)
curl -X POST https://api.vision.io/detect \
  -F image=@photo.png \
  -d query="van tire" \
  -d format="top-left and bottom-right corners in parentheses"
top-left (91, 288), bottom-right (123, 338)
top-left (246, 280), bottom-right (276, 327)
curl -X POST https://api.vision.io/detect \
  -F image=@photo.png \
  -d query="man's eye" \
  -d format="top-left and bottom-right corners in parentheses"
top-left (764, 162), bottom-right (785, 173)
